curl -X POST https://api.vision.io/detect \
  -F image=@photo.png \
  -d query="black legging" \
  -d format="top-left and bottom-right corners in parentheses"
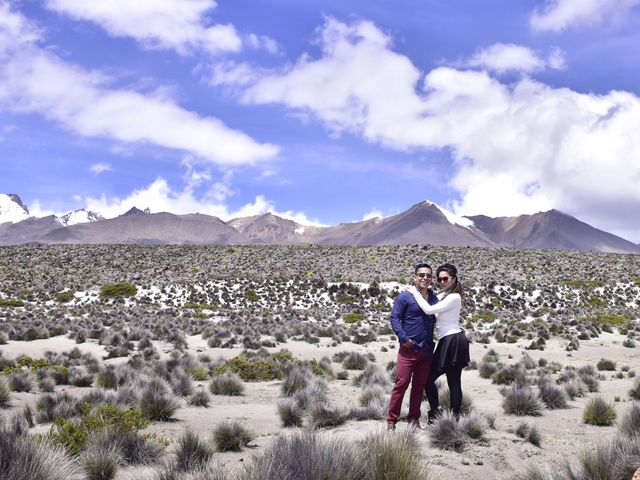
top-left (426, 364), bottom-right (464, 416)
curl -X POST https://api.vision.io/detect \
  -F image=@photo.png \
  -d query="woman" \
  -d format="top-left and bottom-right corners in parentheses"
top-left (409, 263), bottom-right (469, 420)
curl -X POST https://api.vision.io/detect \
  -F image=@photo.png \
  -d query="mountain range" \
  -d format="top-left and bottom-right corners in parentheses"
top-left (1, 193), bottom-right (638, 253)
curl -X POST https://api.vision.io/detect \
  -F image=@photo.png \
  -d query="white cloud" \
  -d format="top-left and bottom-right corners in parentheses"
top-left (78, 176), bottom-right (324, 226)
top-left (90, 163), bottom-right (113, 175)
top-left (462, 43), bottom-right (565, 74)
top-left (362, 208), bottom-right (383, 221)
top-left (45, 0), bottom-right (241, 54)
top-left (246, 33), bottom-right (280, 55)
top-left (530, 0), bottom-right (640, 32)
top-left (220, 17), bottom-right (640, 241)
top-left (0, 3), bottom-right (278, 166)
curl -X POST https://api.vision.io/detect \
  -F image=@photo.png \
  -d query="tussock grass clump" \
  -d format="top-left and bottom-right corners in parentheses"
top-left (630, 378), bottom-right (640, 401)
top-left (0, 379), bottom-right (10, 408)
top-left (212, 420), bottom-right (254, 452)
top-left (437, 380), bottom-right (473, 414)
top-left (361, 429), bottom-right (431, 480)
top-left (209, 372), bottom-right (245, 396)
top-left (39, 376), bottom-right (56, 393)
top-left (429, 411), bottom-right (469, 452)
top-left (36, 391), bottom-right (80, 423)
top-left (348, 404), bottom-right (385, 421)
top-left (493, 364), bottom-right (526, 386)
top-left (562, 380), bottom-right (584, 401)
top-left (81, 443), bottom-right (122, 480)
top-left (582, 396), bottom-right (616, 426)
top-left (342, 352), bottom-right (369, 370)
top-left (538, 381), bottom-right (569, 409)
top-left (188, 389), bottom-right (210, 407)
top-left (578, 365), bottom-right (600, 392)
top-left (277, 399), bottom-right (304, 427)
top-left (514, 421), bottom-right (542, 447)
top-left (8, 370), bottom-right (35, 392)
top-left (619, 403), bottom-right (640, 438)
top-left (458, 412), bottom-right (488, 440)
top-left (292, 378), bottom-right (329, 410)
top-left (596, 358), bottom-right (616, 371)
top-left (482, 349), bottom-right (500, 363)
top-left (175, 430), bottom-right (214, 472)
top-left (281, 367), bottom-right (310, 396)
top-left (478, 362), bottom-right (498, 379)
top-left (0, 429), bottom-right (83, 480)
top-left (139, 377), bottom-right (180, 421)
top-left (309, 404), bottom-right (349, 429)
top-left (85, 428), bottom-right (163, 466)
top-left (69, 367), bottom-right (94, 387)
top-left (170, 369), bottom-right (194, 397)
top-left (359, 385), bottom-right (387, 407)
top-left (501, 386), bottom-right (543, 416)
top-left (238, 430), bottom-right (364, 479)
top-left (579, 436), bottom-right (640, 480)
top-left (353, 364), bottom-right (389, 388)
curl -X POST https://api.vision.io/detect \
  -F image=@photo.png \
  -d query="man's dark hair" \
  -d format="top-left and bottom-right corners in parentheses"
top-left (414, 263), bottom-right (432, 274)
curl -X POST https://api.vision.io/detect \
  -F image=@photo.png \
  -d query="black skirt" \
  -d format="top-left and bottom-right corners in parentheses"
top-left (433, 332), bottom-right (470, 370)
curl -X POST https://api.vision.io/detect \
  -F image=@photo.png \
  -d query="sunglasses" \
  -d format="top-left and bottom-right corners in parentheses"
top-left (416, 272), bottom-right (432, 279)
top-left (437, 276), bottom-right (451, 283)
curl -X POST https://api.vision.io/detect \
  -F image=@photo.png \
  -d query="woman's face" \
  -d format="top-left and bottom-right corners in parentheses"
top-left (437, 271), bottom-right (454, 291)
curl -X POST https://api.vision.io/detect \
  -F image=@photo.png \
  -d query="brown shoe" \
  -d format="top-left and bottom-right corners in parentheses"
top-left (409, 421), bottom-right (424, 432)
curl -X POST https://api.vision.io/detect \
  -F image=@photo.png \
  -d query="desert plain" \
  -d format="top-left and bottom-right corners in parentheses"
top-left (1, 244), bottom-right (639, 479)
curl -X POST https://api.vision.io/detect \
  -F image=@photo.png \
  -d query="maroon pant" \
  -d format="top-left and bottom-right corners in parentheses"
top-left (387, 345), bottom-right (432, 424)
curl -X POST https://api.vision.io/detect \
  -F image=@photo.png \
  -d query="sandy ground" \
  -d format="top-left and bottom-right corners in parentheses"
top-left (2, 332), bottom-right (639, 479)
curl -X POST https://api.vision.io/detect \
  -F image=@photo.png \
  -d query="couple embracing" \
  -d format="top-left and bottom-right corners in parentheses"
top-left (386, 263), bottom-right (469, 430)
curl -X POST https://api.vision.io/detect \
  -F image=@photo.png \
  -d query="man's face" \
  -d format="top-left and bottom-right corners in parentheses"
top-left (414, 267), bottom-right (433, 291)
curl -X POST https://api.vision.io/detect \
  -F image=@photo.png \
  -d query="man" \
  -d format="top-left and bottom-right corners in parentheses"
top-left (386, 263), bottom-right (437, 430)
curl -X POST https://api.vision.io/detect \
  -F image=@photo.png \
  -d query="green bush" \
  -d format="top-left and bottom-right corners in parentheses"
top-left (343, 312), bottom-right (364, 324)
top-left (54, 291), bottom-right (75, 303)
top-left (215, 351), bottom-right (295, 381)
top-left (469, 310), bottom-right (498, 323)
top-left (0, 299), bottom-right (24, 307)
top-left (99, 282), bottom-right (137, 299)
top-left (244, 288), bottom-right (259, 302)
top-left (50, 404), bottom-right (148, 454)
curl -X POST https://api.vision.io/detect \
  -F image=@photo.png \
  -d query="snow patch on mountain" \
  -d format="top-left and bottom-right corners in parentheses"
top-left (0, 193), bottom-right (30, 223)
top-left (432, 202), bottom-right (475, 228)
top-left (58, 209), bottom-right (104, 226)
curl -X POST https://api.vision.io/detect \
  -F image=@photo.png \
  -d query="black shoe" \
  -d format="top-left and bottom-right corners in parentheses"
top-left (427, 408), bottom-right (442, 424)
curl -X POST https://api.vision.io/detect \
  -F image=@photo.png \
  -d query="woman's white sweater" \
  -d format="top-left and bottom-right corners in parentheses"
top-left (409, 286), bottom-right (462, 339)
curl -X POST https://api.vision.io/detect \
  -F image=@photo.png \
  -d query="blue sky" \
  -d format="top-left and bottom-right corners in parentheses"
top-left (2, 0), bottom-right (640, 242)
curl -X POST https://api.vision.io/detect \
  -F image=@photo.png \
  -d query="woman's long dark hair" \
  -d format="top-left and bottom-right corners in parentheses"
top-left (436, 263), bottom-right (464, 301)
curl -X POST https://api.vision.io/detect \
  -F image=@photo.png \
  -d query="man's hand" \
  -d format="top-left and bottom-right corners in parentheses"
top-left (402, 339), bottom-right (413, 349)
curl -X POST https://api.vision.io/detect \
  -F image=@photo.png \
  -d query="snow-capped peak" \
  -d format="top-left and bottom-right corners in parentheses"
top-left (423, 199), bottom-right (475, 228)
top-left (0, 193), bottom-right (30, 224)
top-left (58, 209), bottom-right (104, 226)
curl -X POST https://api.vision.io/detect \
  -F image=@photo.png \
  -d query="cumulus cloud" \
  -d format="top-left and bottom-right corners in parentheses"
top-left (362, 208), bottom-right (383, 221)
top-left (78, 176), bottom-right (323, 226)
top-left (0, 3), bottom-right (277, 165)
top-left (530, 0), bottom-right (640, 32)
top-left (44, 0), bottom-right (241, 54)
top-left (462, 43), bottom-right (565, 74)
top-left (217, 17), bottom-right (640, 241)
top-left (90, 163), bottom-right (113, 175)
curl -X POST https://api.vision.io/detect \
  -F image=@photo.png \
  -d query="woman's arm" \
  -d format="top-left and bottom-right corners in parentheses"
top-left (409, 286), bottom-right (460, 314)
